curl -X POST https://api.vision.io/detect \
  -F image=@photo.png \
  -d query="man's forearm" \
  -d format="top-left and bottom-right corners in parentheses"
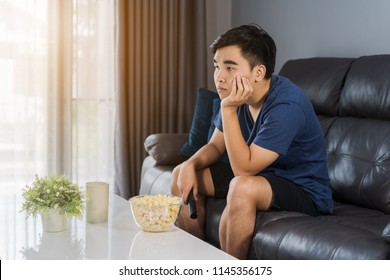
top-left (186, 142), bottom-right (223, 170)
top-left (222, 109), bottom-right (251, 175)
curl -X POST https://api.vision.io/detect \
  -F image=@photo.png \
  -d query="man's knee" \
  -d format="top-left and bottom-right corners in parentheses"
top-left (228, 176), bottom-right (251, 195)
top-left (227, 175), bottom-right (272, 210)
top-left (226, 176), bottom-right (251, 205)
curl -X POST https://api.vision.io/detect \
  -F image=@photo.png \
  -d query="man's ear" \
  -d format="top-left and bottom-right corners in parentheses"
top-left (255, 65), bottom-right (267, 82)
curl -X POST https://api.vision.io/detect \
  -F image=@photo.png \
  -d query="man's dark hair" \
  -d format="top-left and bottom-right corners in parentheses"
top-left (210, 24), bottom-right (277, 79)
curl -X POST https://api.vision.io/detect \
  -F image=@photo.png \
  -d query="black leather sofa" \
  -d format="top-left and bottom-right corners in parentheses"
top-left (139, 55), bottom-right (390, 259)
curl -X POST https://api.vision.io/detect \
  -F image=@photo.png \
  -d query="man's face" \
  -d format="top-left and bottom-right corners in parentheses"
top-left (213, 45), bottom-right (255, 99)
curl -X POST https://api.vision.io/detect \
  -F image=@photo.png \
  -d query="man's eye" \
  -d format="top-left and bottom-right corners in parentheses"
top-left (227, 67), bottom-right (234, 71)
top-left (214, 65), bottom-right (219, 70)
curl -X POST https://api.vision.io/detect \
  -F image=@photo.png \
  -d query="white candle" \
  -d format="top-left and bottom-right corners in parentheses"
top-left (86, 181), bottom-right (109, 223)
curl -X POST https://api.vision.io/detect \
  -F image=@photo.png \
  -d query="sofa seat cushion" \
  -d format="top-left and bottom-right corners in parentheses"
top-left (204, 198), bottom-right (307, 250)
top-left (251, 214), bottom-right (390, 260)
top-left (204, 197), bottom-right (390, 259)
top-left (328, 202), bottom-right (390, 236)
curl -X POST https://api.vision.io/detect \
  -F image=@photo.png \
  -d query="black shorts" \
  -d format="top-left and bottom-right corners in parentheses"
top-left (209, 161), bottom-right (320, 216)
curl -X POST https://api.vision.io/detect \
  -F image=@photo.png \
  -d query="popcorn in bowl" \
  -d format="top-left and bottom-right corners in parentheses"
top-left (129, 194), bottom-right (183, 232)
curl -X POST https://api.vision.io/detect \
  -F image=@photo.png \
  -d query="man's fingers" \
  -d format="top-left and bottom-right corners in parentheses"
top-left (236, 75), bottom-right (243, 93)
top-left (192, 187), bottom-right (198, 202)
top-left (231, 77), bottom-right (237, 95)
top-left (242, 77), bottom-right (253, 96)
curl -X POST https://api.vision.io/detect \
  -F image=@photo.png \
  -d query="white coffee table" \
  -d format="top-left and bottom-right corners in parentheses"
top-left (0, 186), bottom-right (235, 260)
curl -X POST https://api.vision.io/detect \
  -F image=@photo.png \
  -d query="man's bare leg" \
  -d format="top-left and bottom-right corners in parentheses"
top-left (219, 176), bottom-right (273, 259)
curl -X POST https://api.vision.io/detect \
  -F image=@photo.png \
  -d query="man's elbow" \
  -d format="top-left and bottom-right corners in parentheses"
top-left (232, 166), bottom-right (256, 177)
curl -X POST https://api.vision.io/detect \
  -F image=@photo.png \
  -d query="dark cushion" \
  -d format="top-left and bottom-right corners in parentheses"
top-left (180, 88), bottom-right (219, 157)
top-left (207, 98), bottom-right (221, 140)
top-left (339, 55), bottom-right (390, 121)
top-left (279, 57), bottom-right (354, 116)
top-left (326, 118), bottom-right (390, 214)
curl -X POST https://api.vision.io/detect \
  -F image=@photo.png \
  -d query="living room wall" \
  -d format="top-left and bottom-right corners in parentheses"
top-left (230, 0), bottom-right (390, 72)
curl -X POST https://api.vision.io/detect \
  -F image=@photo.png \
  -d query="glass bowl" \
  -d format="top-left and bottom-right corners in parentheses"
top-left (129, 194), bottom-right (183, 232)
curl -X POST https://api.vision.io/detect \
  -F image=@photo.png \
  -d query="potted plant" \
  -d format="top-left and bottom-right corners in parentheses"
top-left (21, 175), bottom-right (85, 232)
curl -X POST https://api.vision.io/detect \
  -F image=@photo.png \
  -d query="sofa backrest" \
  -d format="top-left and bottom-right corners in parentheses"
top-left (280, 55), bottom-right (390, 214)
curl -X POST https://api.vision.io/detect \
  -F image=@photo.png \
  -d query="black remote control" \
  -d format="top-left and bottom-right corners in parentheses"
top-left (188, 189), bottom-right (198, 219)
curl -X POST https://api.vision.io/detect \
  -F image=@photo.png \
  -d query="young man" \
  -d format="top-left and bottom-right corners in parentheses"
top-left (171, 24), bottom-right (333, 259)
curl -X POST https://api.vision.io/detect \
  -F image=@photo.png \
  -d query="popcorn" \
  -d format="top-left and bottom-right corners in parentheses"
top-left (130, 194), bottom-right (183, 232)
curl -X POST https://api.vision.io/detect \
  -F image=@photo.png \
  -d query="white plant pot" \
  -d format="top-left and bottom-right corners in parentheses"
top-left (41, 208), bottom-right (67, 232)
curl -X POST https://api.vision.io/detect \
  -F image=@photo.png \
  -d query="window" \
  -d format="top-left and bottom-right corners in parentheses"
top-left (0, 0), bottom-right (115, 193)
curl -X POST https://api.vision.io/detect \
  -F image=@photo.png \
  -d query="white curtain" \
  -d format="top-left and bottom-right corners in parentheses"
top-left (71, 0), bottom-right (115, 188)
top-left (0, 0), bottom-right (115, 193)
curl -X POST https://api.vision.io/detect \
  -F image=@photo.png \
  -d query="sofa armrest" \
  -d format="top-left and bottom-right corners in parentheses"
top-left (144, 133), bottom-right (189, 166)
top-left (383, 222), bottom-right (390, 243)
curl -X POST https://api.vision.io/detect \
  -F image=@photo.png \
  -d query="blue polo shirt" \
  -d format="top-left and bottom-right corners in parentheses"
top-left (214, 75), bottom-right (333, 214)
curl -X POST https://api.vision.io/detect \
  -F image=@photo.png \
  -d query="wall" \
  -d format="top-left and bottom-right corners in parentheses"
top-left (230, 0), bottom-right (390, 72)
top-left (206, 0), bottom-right (232, 89)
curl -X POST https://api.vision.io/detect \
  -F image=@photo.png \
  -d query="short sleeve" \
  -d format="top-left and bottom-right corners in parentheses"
top-left (253, 102), bottom-right (307, 155)
top-left (213, 108), bottom-right (223, 132)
